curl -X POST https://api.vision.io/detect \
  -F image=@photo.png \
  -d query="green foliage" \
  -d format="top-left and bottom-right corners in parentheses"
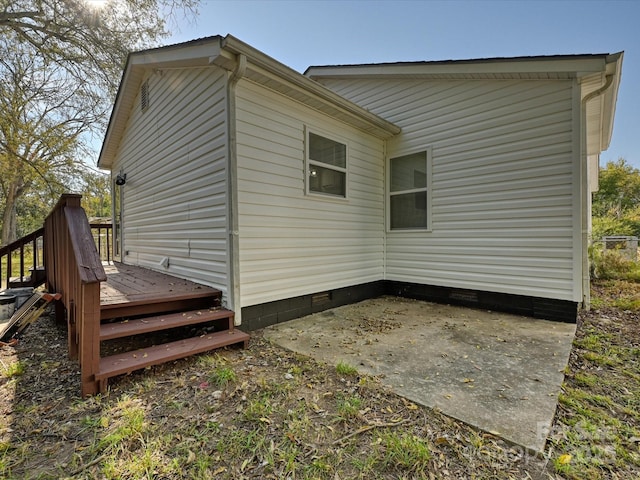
top-left (335, 393), bottom-right (363, 420)
top-left (378, 431), bottom-right (431, 471)
top-left (1, 360), bottom-right (25, 378)
top-left (593, 159), bottom-right (640, 217)
top-left (80, 170), bottom-right (111, 220)
top-left (592, 159), bottom-right (640, 239)
top-left (0, 0), bottom-right (197, 244)
top-left (589, 243), bottom-right (640, 282)
top-left (336, 361), bottom-right (358, 376)
top-left (209, 366), bottom-right (237, 387)
top-left (592, 215), bottom-right (634, 241)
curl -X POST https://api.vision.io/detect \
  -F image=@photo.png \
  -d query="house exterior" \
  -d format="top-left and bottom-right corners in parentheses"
top-left (97, 35), bottom-right (623, 327)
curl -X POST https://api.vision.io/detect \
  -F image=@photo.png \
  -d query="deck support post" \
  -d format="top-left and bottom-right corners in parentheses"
top-left (80, 282), bottom-right (101, 397)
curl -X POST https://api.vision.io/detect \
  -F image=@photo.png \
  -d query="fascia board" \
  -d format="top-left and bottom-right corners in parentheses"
top-left (600, 52), bottom-right (624, 151)
top-left (305, 57), bottom-right (609, 79)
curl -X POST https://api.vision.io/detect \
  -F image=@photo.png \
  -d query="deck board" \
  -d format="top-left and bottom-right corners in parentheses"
top-left (100, 263), bottom-right (221, 318)
top-left (100, 307), bottom-right (234, 340)
top-left (96, 330), bottom-right (250, 381)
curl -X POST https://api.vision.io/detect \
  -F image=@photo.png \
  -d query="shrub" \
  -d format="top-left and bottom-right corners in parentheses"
top-left (590, 243), bottom-right (640, 281)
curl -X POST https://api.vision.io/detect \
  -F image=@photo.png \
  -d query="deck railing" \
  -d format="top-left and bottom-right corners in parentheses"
top-left (1, 221), bottom-right (111, 291)
top-left (0, 227), bottom-right (45, 290)
top-left (90, 223), bottom-right (113, 264)
top-left (44, 194), bottom-right (107, 396)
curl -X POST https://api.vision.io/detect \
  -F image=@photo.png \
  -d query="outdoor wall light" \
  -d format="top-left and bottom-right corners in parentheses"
top-left (115, 173), bottom-right (127, 186)
top-left (309, 169), bottom-right (317, 177)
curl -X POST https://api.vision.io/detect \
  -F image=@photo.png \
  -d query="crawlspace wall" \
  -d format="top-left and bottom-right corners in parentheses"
top-left (111, 66), bottom-right (230, 298)
top-left (318, 78), bottom-right (580, 302)
top-left (235, 80), bottom-right (385, 307)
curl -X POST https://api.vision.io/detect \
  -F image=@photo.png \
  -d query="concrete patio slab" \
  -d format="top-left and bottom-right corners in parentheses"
top-left (264, 296), bottom-right (576, 452)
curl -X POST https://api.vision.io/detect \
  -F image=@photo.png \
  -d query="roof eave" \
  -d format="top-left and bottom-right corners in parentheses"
top-left (219, 35), bottom-right (400, 138)
top-left (98, 35), bottom-right (401, 169)
top-left (599, 52), bottom-right (624, 151)
top-left (305, 54), bottom-right (614, 79)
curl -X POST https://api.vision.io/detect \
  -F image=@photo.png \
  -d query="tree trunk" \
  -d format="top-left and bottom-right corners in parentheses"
top-left (1, 181), bottom-right (21, 246)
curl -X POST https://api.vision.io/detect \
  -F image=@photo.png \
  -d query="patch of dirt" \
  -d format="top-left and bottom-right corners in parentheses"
top-left (356, 316), bottom-right (402, 334)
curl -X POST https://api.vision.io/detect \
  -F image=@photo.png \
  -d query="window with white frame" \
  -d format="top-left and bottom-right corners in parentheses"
top-left (306, 131), bottom-right (347, 198)
top-left (389, 150), bottom-right (430, 230)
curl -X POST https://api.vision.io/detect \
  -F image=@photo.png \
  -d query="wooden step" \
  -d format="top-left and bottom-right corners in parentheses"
top-left (96, 329), bottom-right (250, 383)
top-left (100, 308), bottom-right (234, 341)
top-left (100, 292), bottom-right (220, 321)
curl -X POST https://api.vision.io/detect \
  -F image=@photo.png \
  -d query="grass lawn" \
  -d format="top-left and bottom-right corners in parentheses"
top-left (0, 280), bottom-right (638, 479)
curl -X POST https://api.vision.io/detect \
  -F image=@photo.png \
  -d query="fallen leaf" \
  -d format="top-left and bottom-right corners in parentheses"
top-left (557, 453), bottom-right (572, 465)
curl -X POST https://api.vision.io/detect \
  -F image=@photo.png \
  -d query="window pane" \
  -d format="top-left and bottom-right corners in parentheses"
top-left (390, 192), bottom-right (427, 229)
top-left (309, 132), bottom-right (346, 168)
top-left (390, 151), bottom-right (427, 192)
top-left (309, 164), bottom-right (346, 197)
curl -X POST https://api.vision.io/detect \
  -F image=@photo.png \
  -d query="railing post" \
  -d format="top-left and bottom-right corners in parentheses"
top-left (6, 254), bottom-right (11, 289)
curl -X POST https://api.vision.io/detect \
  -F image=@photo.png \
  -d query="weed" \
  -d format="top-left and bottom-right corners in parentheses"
top-left (574, 372), bottom-right (598, 387)
top-left (197, 353), bottom-right (225, 369)
top-left (335, 393), bottom-right (362, 420)
top-left (574, 333), bottom-right (608, 351)
top-left (613, 297), bottom-right (640, 311)
top-left (304, 455), bottom-right (334, 477)
top-left (99, 398), bottom-right (147, 450)
top-left (1, 361), bottom-right (25, 379)
top-left (468, 430), bottom-right (484, 449)
top-left (242, 397), bottom-right (272, 423)
top-left (259, 377), bottom-right (294, 397)
top-left (378, 430), bottom-right (431, 472)
top-left (209, 366), bottom-right (236, 387)
top-left (336, 361), bottom-right (358, 376)
top-left (552, 454), bottom-right (573, 475)
top-left (137, 376), bottom-right (157, 393)
top-left (583, 351), bottom-right (620, 367)
top-left (217, 428), bottom-right (268, 459)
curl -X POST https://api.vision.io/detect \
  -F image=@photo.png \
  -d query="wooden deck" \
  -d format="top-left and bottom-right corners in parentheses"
top-left (41, 194), bottom-right (249, 396)
top-left (100, 263), bottom-right (222, 320)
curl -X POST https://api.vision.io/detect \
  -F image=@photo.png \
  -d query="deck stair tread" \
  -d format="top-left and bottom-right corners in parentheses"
top-left (96, 329), bottom-right (250, 380)
top-left (100, 308), bottom-right (235, 341)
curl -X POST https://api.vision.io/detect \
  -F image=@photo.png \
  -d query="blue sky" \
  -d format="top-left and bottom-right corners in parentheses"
top-left (169, 0), bottom-right (640, 169)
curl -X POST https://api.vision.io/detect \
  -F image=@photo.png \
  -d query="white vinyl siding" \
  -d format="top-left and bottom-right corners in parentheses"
top-left (318, 78), bottom-right (578, 302)
top-left (110, 67), bottom-right (230, 297)
top-left (236, 80), bottom-right (385, 307)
